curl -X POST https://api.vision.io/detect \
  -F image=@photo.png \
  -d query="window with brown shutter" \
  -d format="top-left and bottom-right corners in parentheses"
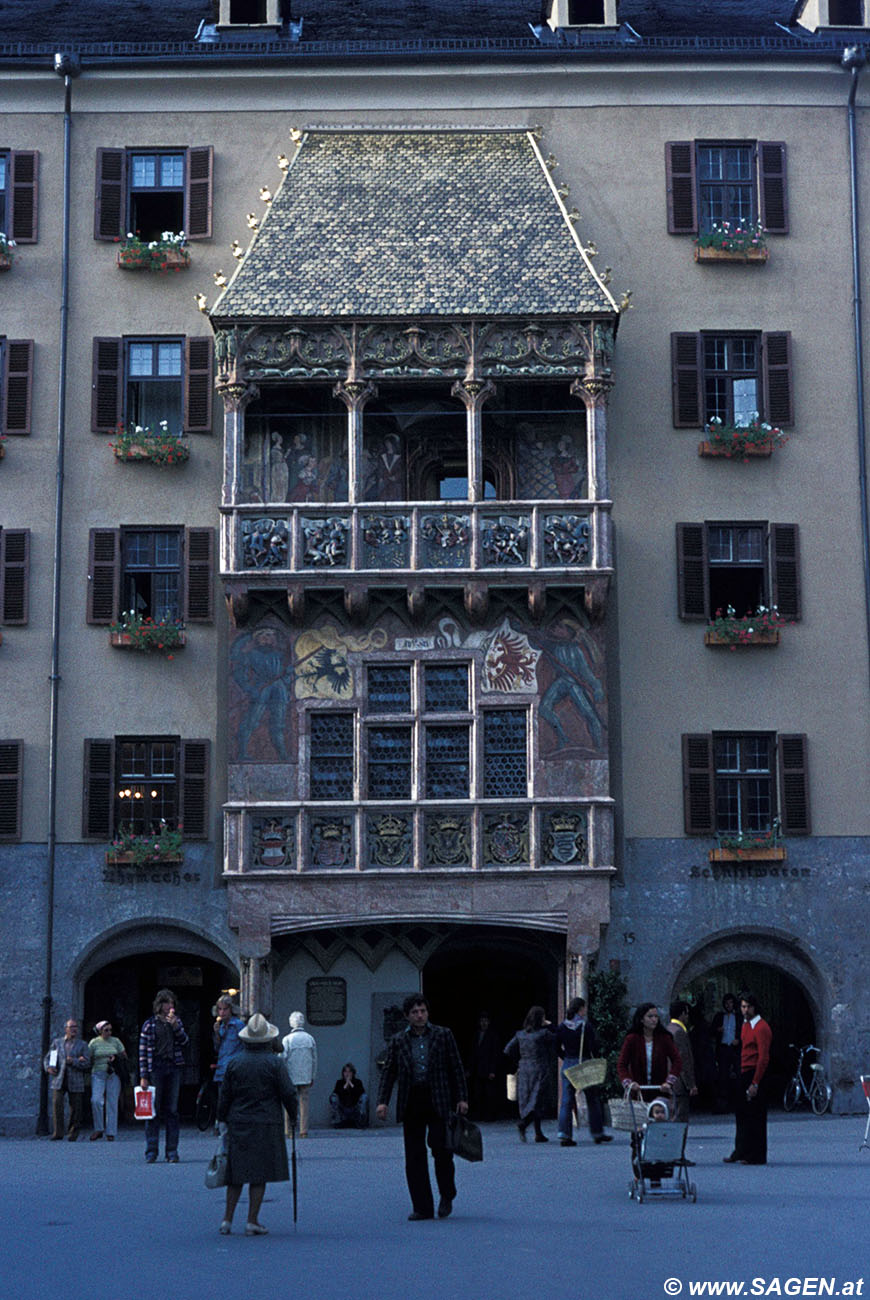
top-left (2, 339), bottom-right (34, 435)
top-left (682, 734), bottom-right (715, 835)
top-left (95, 146), bottom-right (213, 242)
top-left (82, 736), bottom-right (209, 840)
top-left (778, 734), bottom-right (811, 835)
top-left (185, 528), bottom-right (214, 622)
top-left (87, 528), bottom-right (121, 624)
top-left (683, 731), bottom-right (809, 839)
top-left (670, 331), bottom-right (793, 428)
top-left (666, 140), bottom-right (788, 237)
top-left (0, 528), bottom-right (30, 624)
top-left (184, 337), bottom-right (213, 433)
top-left (9, 152), bottom-right (39, 244)
top-left (0, 740), bottom-right (23, 841)
top-left (92, 338), bottom-right (123, 433)
top-left (676, 522), bottom-right (801, 621)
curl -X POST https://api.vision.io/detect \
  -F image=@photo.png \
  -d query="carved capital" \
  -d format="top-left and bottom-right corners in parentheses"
top-left (571, 374), bottom-right (614, 406)
top-left (333, 378), bottom-right (377, 412)
top-left (450, 378), bottom-right (495, 412)
top-left (217, 377), bottom-right (260, 414)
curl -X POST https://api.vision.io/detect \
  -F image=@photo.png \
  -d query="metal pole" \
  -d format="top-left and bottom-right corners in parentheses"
top-left (37, 51), bottom-right (80, 1136)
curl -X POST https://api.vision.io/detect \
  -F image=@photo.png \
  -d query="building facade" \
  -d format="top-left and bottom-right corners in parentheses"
top-left (0, 0), bottom-right (868, 1130)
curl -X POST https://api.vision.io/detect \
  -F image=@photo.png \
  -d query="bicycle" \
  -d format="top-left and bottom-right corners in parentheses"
top-left (194, 1065), bottom-right (218, 1132)
top-left (782, 1044), bottom-right (831, 1115)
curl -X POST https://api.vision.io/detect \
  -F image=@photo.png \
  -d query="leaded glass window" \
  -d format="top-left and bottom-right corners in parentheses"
top-left (368, 665), bottom-right (411, 713)
top-left (310, 713), bottom-right (354, 799)
top-left (367, 726), bottom-right (412, 799)
top-left (424, 664), bottom-right (468, 712)
top-left (483, 711), bottom-right (528, 798)
top-left (425, 725), bottom-right (470, 798)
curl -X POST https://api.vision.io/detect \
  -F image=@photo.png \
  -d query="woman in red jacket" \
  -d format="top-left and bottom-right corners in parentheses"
top-left (617, 1003), bottom-right (683, 1100)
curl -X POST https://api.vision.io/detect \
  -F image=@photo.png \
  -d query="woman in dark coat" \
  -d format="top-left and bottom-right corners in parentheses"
top-left (216, 1013), bottom-right (297, 1236)
top-left (617, 1002), bottom-right (683, 1100)
top-left (504, 1005), bottom-right (556, 1142)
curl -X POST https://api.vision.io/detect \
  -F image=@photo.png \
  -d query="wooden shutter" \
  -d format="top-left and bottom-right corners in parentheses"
top-left (778, 733), bottom-right (810, 835)
top-left (770, 523), bottom-right (801, 621)
top-left (0, 740), bottom-right (23, 841)
top-left (3, 339), bottom-right (33, 434)
top-left (0, 528), bottom-right (30, 624)
top-left (92, 337), bottom-right (123, 432)
top-left (676, 523), bottom-right (709, 619)
top-left (9, 151), bottom-right (38, 244)
top-left (183, 336), bottom-right (213, 433)
top-left (762, 332), bottom-right (793, 427)
top-left (185, 146), bottom-right (213, 240)
top-left (87, 528), bottom-right (120, 624)
top-left (95, 148), bottom-right (126, 241)
top-left (185, 527), bottom-right (214, 622)
top-left (665, 141), bottom-right (697, 235)
top-left (671, 333), bottom-right (703, 428)
top-left (179, 740), bottom-right (209, 838)
top-left (83, 738), bottom-right (114, 838)
top-left (682, 734), bottom-right (714, 835)
top-left (758, 142), bottom-right (788, 235)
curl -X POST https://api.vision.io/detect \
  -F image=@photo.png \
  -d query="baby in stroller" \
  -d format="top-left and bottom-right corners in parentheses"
top-left (629, 1095), bottom-right (697, 1202)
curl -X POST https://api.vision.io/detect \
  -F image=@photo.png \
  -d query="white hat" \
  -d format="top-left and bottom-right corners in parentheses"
top-left (239, 1013), bottom-right (279, 1043)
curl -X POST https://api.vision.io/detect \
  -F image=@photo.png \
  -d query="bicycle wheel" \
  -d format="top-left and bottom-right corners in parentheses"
top-left (783, 1078), bottom-right (801, 1111)
top-left (810, 1073), bottom-right (831, 1115)
top-left (195, 1083), bottom-right (214, 1131)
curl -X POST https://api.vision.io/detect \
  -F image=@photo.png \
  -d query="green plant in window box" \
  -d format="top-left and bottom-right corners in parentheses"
top-left (107, 820), bottom-right (184, 867)
top-left (111, 421), bottom-right (190, 466)
top-left (115, 230), bottom-right (190, 272)
top-left (712, 819), bottom-right (784, 861)
top-left (0, 431), bottom-right (6, 459)
top-left (700, 415), bottom-right (788, 461)
top-left (694, 220), bottom-right (768, 261)
top-left (704, 604), bottom-right (786, 648)
top-left (0, 232), bottom-right (16, 269)
top-left (109, 609), bottom-right (186, 658)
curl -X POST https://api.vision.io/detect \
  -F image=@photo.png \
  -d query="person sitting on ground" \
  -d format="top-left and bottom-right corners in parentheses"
top-left (329, 1062), bottom-right (368, 1128)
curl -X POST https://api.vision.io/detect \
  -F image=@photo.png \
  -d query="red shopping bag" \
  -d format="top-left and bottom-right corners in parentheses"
top-left (134, 1086), bottom-right (155, 1120)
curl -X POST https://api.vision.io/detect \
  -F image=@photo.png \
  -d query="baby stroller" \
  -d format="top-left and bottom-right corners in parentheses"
top-left (627, 1088), bottom-right (698, 1203)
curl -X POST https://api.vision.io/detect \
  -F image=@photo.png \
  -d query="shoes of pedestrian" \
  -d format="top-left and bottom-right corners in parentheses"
top-left (739, 1159), bottom-right (766, 1165)
top-left (166, 1153), bottom-right (179, 1163)
top-left (534, 1133), bottom-right (549, 1143)
top-left (90, 1131), bottom-right (103, 1141)
top-left (722, 1153), bottom-right (740, 1163)
top-left (145, 1153), bottom-right (157, 1164)
top-left (407, 1212), bottom-right (434, 1221)
top-left (437, 1197), bottom-right (453, 1219)
top-left (594, 1134), bottom-right (613, 1143)
top-left (106, 1135), bottom-right (114, 1142)
top-left (219, 1221), bottom-right (232, 1235)
top-left (245, 1222), bottom-right (268, 1235)
top-left (517, 1123), bottom-right (527, 1143)
top-left (560, 1138), bottom-right (577, 1147)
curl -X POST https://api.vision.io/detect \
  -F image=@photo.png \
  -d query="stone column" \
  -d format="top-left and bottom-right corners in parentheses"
top-left (217, 377), bottom-right (260, 509)
top-left (571, 374), bottom-right (614, 571)
top-left (451, 379), bottom-right (494, 502)
top-left (334, 379), bottom-right (377, 504)
top-left (239, 947), bottom-right (274, 1020)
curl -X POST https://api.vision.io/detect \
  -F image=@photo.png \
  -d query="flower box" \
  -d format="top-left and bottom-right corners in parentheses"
top-left (709, 846), bottom-right (786, 863)
top-left (704, 627), bottom-right (780, 647)
top-left (0, 443), bottom-right (5, 459)
top-left (105, 851), bottom-right (184, 867)
top-left (694, 245), bottom-right (768, 264)
top-left (110, 422), bottom-right (190, 466)
top-left (0, 251), bottom-right (12, 272)
top-left (110, 629), bottom-right (186, 651)
top-left (118, 246), bottom-right (190, 271)
top-left (113, 442), bottom-right (189, 465)
top-left (698, 439), bottom-right (773, 459)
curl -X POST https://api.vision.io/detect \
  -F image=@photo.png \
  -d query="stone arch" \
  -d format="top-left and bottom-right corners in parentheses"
top-left (74, 917), bottom-right (238, 991)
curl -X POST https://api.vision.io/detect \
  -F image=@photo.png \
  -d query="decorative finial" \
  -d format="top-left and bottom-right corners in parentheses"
top-left (619, 289), bottom-right (634, 312)
top-left (230, 239), bottom-right (244, 260)
top-left (246, 212), bottom-right (260, 230)
top-left (194, 292), bottom-right (209, 313)
top-left (544, 153), bottom-right (558, 170)
top-left (289, 127), bottom-right (303, 143)
top-left (213, 269), bottom-right (227, 287)
top-left (259, 186), bottom-right (273, 204)
top-left (277, 153), bottom-right (290, 171)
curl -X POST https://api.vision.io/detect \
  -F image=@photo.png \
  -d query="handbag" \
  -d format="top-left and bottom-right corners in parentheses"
top-left (133, 1085), bottom-right (155, 1120)
top-left (562, 1022), bottom-right (608, 1092)
top-left (445, 1113), bottom-right (483, 1163)
top-left (204, 1138), bottom-right (228, 1190)
top-left (110, 1054), bottom-right (131, 1089)
top-left (505, 1073), bottom-right (517, 1102)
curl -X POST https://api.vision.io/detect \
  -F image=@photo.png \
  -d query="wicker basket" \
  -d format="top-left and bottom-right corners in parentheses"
top-left (563, 1058), bottom-right (607, 1092)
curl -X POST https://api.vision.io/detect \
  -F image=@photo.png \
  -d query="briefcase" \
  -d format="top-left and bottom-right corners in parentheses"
top-left (445, 1113), bottom-right (484, 1163)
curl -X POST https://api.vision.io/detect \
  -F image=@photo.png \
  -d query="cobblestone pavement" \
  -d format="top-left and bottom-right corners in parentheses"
top-left (6, 1114), bottom-right (868, 1300)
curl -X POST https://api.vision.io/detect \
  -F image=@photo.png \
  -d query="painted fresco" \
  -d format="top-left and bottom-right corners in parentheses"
top-left (228, 622), bottom-right (295, 761)
top-left (240, 417), bottom-right (348, 504)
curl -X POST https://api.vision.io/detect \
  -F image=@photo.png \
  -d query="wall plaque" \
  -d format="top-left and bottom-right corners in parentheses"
top-left (306, 976), bottom-right (347, 1026)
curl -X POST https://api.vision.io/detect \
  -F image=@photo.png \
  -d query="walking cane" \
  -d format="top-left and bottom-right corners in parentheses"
top-left (291, 1123), bottom-right (298, 1225)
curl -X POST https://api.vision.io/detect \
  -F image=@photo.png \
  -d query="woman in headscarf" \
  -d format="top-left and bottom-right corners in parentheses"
top-left (216, 1013), bottom-right (297, 1236)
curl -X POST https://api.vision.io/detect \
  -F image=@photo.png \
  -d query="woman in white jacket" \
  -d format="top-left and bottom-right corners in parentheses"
top-left (281, 1012), bottom-right (317, 1136)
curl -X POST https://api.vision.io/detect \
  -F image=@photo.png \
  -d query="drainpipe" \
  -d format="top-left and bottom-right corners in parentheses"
top-left (842, 45), bottom-right (870, 694)
top-left (37, 50), bottom-right (81, 1136)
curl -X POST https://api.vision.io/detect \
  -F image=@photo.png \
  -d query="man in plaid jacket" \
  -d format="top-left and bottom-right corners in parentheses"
top-left (376, 994), bottom-right (468, 1221)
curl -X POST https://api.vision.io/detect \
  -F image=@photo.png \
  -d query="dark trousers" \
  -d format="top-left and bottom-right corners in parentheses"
top-left (734, 1069), bottom-right (767, 1163)
top-left (52, 1087), bottom-right (83, 1138)
top-left (402, 1084), bottom-right (457, 1217)
top-left (145, 1064), bottom-right (181, 1158)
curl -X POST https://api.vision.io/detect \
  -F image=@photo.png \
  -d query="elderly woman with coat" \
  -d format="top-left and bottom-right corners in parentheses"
top-left (504, 1005), bottom-right (556, 1143)
top-left (216, 1013), bottom-right (297, 1236)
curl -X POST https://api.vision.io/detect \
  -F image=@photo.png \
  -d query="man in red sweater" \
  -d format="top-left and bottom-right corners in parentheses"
top-left (723, 992), bottom-right (772, 1166)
